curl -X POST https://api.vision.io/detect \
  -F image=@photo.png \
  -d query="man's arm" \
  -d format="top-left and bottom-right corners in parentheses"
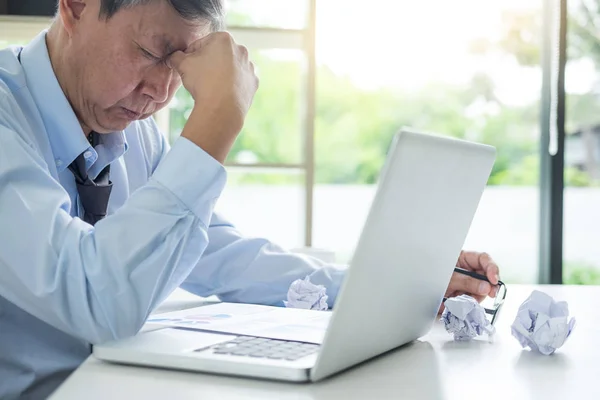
top-left (166, 33), bottom-right (344, 307)
top-left (0, 30), bottom-right (257, 345)
top-left (181, 213), bottom-right (347, 308)
top-left (0, 125), bottom-right (225, 345)
top-left (150, 123), bottom-right (345, 309)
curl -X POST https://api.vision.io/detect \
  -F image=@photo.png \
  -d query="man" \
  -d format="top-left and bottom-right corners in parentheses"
top-left (0, 0), bottom-right (501, 398)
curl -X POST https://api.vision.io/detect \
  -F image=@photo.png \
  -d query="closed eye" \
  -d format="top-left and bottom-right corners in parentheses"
top-left (140, 47), bottom-right (162, 62)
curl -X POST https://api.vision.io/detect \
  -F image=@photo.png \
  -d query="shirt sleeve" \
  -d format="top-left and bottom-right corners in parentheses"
top-left (0, 127), bottom-right (226, 344)
top-left (156, 130), bottom-right (347, 308)
top-left (181, 214), bottom-right (347, 309)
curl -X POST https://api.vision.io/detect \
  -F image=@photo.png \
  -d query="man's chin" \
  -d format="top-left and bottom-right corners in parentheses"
top-left (94, 119), bottom-right (131, 133)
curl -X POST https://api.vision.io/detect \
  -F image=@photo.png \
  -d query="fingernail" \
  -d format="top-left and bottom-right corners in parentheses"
top-left (479, 281), bottom-right (491, 294)
top-left (495, 274), bottom-right (500, 283)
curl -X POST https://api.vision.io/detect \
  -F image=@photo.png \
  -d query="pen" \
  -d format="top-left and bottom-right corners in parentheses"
top-left (453, 267), bottom-right (494, 284)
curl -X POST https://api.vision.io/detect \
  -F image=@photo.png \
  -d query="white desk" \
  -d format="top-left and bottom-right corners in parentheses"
top-left (50, 285), bottom-right (599, 400)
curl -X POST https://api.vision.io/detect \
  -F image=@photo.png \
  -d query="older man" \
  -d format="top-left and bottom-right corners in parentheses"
top-left (0, 0), bottom-right (501, 398)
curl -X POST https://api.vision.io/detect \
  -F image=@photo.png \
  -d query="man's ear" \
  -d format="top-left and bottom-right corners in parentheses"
top-left (57, 0), bottom-right (87, 36)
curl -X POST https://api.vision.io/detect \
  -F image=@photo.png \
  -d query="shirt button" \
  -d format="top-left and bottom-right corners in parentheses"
top-left (83, 151), bottom-right (93, 159)
top-left (55, 159), bottom-right (63, 167)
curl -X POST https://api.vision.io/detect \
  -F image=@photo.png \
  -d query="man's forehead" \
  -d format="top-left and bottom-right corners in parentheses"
top-left (132, 7), bottom-right (211, 53)
top-left (141, 24), bottom-right (209, 52)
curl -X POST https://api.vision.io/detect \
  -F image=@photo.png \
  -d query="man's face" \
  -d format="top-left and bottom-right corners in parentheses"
top-left (66, 0), bottom-right (210, 133)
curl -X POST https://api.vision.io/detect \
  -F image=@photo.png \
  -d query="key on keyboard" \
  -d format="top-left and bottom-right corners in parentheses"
top-left (196, 336), bottom-right (320, 361)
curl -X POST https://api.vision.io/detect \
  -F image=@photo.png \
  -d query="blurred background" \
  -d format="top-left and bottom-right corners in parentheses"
top-left (1, 0), bottom-right (599, 284)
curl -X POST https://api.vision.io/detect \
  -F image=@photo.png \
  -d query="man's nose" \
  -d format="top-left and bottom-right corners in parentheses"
top-left (140, 63), bottom-right (172, 103)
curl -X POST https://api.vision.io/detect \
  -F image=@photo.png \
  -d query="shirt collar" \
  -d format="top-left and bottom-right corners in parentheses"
top-left (19, 30), bottom-right (128, 174)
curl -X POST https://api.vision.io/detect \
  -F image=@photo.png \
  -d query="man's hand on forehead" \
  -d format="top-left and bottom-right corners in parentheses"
top-left (167, 31), bottom-right (258, 163)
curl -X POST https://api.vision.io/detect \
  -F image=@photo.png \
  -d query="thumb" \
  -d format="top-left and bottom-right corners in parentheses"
top-left (167, 50), bottom-right (185, 71)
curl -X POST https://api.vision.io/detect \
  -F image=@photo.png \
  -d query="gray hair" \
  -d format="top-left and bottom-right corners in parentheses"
top-left (99, 0), bottom-right (225, 31)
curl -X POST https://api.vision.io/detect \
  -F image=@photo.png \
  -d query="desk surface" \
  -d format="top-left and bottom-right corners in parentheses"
top-left (50, 285), bottom-right (598, 400)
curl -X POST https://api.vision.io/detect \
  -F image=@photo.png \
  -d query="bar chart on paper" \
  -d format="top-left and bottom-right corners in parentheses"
top-left (147, 303), bottom-right (331, 344)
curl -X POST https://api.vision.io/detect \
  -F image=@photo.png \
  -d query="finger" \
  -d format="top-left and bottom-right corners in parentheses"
top-left (451, 272), bottom-right (497, 299)
top-left (450, 271), bottom-right (492, 297)
top-left (490, 285), bottom-right (498, 298)
top-left (446, 290), bottom-right (485, 303)
top-left (459, 251), bottom-right (500, 285)
top-left (167, 50), bottom-right (185, 71)
top-left (477, 252), bottom-right (500, 285)
top-left (238, 44), bottom-right (249, 60)
top-left (188, 33), bottom-right (213, 52)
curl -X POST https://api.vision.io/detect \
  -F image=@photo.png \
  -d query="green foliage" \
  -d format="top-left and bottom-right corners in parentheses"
top-left (489, 153), bottom-right (597, 186)
top-left (566, 92), bottom-right (600, 133)
top-left (469, 2), bottom-right (600, 69)
top-left (167, 2), bottom-right (600, 187)
top-left (564, 260), bottom-right (600, 285)
top-left (170, 60), bottom-right (542, 185)
top-left (489, 154), bottom-right (539, 186)
top-left (568, 0), bottom-right (600, 66)
top-left (497, 12), bottom-right (541, 67)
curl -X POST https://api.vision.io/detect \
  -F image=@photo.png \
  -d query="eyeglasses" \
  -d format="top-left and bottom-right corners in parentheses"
top-left (443, 267), bottom-right (507, 325)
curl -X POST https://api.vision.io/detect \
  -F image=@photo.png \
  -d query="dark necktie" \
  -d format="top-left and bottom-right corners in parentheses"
top-left (68, 132), bottom-right (113, 225)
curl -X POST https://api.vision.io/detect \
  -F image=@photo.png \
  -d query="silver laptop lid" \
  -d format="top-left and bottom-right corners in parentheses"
top-left (311, 129), bottom-right (496, 381)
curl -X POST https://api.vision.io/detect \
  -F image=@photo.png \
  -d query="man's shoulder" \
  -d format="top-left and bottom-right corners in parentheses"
top-left (0, 47), bottom-right (42, 150)
top-left (0, 46), bottom-right (27, 94)
top-left (0, 49), bottom-right (31, 126)
top-left (0, 46), bottom-right (29, 120)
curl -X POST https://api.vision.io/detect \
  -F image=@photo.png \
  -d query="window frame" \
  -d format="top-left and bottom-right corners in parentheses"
top-left (539, 0), bottom-right (567, 284)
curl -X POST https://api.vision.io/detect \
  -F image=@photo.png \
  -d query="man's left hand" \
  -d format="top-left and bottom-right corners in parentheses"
top-left (438, 251), bottom-right (500, 314)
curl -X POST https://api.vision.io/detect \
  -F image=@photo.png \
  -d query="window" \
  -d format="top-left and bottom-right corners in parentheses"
top-left (312, 0), bottom-right (543, 283)
top-left (564, 0), bottom-right (600, 284)
top-left (225, 0), bottom-right (308, 29)
top-left (163, 1), bottom-right (315, 250)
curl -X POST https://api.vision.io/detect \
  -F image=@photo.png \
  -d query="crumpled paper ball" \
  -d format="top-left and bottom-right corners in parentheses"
top-left (511, 290), bottom-right (575, 355)
top-left (441, 294), bottom-right (495, 341)
top-left (284, 276), bottom-right (328, 311)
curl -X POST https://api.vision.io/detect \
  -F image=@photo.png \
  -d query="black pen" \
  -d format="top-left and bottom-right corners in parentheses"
top-left (453, 267), bottom-right (492, 283)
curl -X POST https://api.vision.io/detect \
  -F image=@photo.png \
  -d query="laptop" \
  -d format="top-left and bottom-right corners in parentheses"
top-left (92, 128), bottom-right (496, 382)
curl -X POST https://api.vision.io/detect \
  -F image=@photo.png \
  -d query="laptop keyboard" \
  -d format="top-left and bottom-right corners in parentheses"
top-left (197, 336), bottom-right (320, 361)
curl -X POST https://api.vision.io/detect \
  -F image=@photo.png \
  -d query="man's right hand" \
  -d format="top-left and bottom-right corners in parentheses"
top-left (168, 32), bottom-right (259, 163)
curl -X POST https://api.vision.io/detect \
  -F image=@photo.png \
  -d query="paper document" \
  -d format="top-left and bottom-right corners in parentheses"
top-left (147, 303), bottom-right (332, 344)
top-left (510, 290), bottom-right (576, 355)
top-left (441, 294), bottom-right (495, 341)
top-left (284, 276), bottom-right (329, 311)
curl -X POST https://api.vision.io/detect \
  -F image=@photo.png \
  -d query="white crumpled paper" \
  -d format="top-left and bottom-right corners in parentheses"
top-left (511, 290), bottom-right (576, 355)
top-left (284, 276), bottom-right (329, 311)
top-left (441, 294), bottom-right (495, 341)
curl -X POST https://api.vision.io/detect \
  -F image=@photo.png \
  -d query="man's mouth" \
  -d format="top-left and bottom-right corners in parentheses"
top-left (121, 107), bottom-right (142, 119)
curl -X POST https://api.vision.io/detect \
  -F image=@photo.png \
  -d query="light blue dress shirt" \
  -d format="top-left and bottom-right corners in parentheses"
top-left (0, 31), bottom-right (345, 399)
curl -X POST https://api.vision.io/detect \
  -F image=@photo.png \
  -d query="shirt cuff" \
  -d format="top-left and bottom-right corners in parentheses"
top-left (151, 136), bottom-right (227, 225)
